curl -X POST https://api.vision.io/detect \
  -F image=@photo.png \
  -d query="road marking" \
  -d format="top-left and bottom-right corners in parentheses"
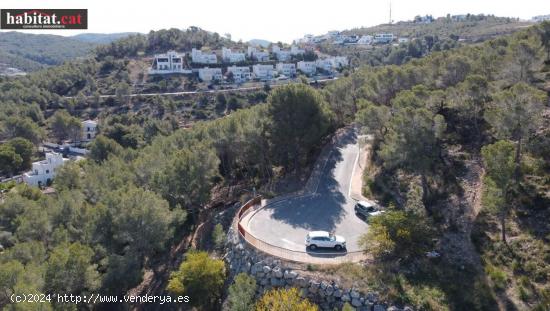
top-left (281, 238), bottom-right (303, 248)
top-left (348, 143), bottom-right (360, 200)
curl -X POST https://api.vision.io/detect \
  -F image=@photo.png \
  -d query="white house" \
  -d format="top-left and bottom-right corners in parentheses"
top-left (149, 51), bottom-right (191, 74)
top-left (290, 45), bottom-right (305, 55)
top-left (191, 48), bottom-right (217, 64)
top-left (198, 67), bottom-right (223, 82)
top-left (252, 64), bottom-right (274, 80)
top-left (373, 33), bottom-right (394, 44)
top-left (272, 46), bottom-right (292, 61)
top-left (222, 48), bottom-right (246, 63)
top-left (81, 120), bottom-right (98, 141)
top-left (297, 61), bottom-right (316, 76)
top-left (357, 35), bottom-right (373, 45)
top-left (23, 152), bottom-right (69, 187)
top-left (227, 66), bottom-right (251, 83)
top-left (247, 47), bottom-right (269, 61)
top-left (276, 63), bottom-right (296, 77)
top-left (398, 37), bottom-right (410, 44)
top-left (315, 59), bottom-right (333, 72)
top-left (328, 56), bottom-right (348, 68)
top-left (532, 15), bottom-right (550, 22)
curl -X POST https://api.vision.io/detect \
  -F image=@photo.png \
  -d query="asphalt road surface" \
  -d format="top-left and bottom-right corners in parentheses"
top-left (248, 130), bottom-right (369, 252)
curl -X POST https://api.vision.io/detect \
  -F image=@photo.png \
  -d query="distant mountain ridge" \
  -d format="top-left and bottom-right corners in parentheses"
top-left (248, 39), bottom-right (271, 48)
top-left (71, 32), bottom-right (139, 44)
top-left (0, 32), bottom-right (98, 73)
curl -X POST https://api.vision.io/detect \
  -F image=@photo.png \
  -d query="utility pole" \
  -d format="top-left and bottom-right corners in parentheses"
top-left (389, 0), bottom-right (392, 24)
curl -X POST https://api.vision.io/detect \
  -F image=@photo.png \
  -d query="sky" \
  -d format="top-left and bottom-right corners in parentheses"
top-left (1, 0), bottom-right (550, 43)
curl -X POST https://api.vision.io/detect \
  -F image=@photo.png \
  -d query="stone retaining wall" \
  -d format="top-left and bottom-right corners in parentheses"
top-left (225, 232), bottom-right (411, 311)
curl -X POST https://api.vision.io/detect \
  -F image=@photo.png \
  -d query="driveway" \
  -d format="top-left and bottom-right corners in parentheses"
top-left (247, 130), bottom-right (369, 252)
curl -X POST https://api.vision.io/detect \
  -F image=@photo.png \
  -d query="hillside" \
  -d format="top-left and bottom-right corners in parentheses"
top-left (0, 20), bottom-right (549, 311)
top-left (71, 32), bottom-right (138, 44)
top-left (344, 14), bottom-right (532, 41)
top-left (0, 32), bottom-right (97, 73)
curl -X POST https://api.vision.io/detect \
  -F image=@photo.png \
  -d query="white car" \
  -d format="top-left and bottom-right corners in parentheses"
top-left (305, 231), bottom-right (346, 251)
top-left (354, 200), bottom-right (384, 218)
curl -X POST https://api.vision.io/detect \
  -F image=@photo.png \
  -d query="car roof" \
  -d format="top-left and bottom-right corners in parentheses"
top-left (308, 231), bottom-right (330, 238)
top-left (357, 200), bottom-right (375, 207)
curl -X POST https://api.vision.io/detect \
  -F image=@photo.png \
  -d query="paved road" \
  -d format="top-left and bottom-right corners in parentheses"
top-left (247, 130), bottom-right (369, 252)
top-left (64, 77), bottom-right (339, 99)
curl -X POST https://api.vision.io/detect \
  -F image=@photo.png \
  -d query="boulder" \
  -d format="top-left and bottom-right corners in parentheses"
top-left (352, 298), bottom-right (362, 307)
top-left (366, 292), bottom-right (378, 303)
top-left (341, 293), bottom-right (351, 302)
top-left (272, 267), bottom-right (283, 278)
top-left (284, 270), bottom-right (298, 279)
top-left (325, 285), bottom-right (334, 296)
top-left (320, 281), bottom-right (328, 290)
top-left (294, 276), bottom-right (308, 287)
top-left (262, 266), bottom-right (271, 274)
top-left (350, 290), bottom-right (360, 299)
top-left (373, 305), bottom-right (386, 311)
top-left (333, 289), bottom-right (343, 298)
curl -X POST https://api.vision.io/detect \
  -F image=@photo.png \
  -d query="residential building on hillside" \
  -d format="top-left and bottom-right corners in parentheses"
top-left (398, 38), bottom-right (410, 44)
top-left (23, 152), bottom-right (69, 187)
top-left (149, 51), bottom-right (191, 74)
top-left (315, 59), bottom-right (333, 72)
top-left (451, 14), bottom-right (467, 22)
top-left (533, 15), bottom-right (550, 22)
top-left (272, 46), bottom-right (292, 61)
top-left (357, 35), bottom-right (373, 45)
top-left (297, 61), bottom-right (316, 76)
top-left (82, 120), bottom-right (98, 141)
top-left (290, 46), bottom-right (305, 55)
top-left (191, 48), bottom-right (217, 64)
top-left (198, 67), bottom-right (223, 82)
top-left (247, 47), bottom-right (269, 61)
top-left (373, 33), bottom-right (394, 44)
top-left (227, 66), bottom-right (251, 83)
top-left (252, 64), bottom-right (274, 80)
top-left (222, 48), bottom-right (246, 63)
top-left (276, 63), bottom-right (296, 77)
top-left (328, 56), bottom-right (348, 68)
top-left (414, 15), bottom-right (434, 23)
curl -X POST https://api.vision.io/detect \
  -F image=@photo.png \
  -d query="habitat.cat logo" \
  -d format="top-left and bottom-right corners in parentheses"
top-left (1, 9), bottom-right (87, 29)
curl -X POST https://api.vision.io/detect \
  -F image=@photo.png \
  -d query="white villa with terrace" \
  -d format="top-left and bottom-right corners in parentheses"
top-left (297, 61), bottom-right (316, 76)
top-left (227, 66), bottom-right (251, 83)
top-left (252, 64), bottom-right (275, 80)
top-left (192, 48), bottom-right (217, 64)
top-left (276, 63), bottom-right (296, 77)
top-left (198, 67), bottom-right (223, 82)
top-left (222, 48), bottom-right (246, 63)
top-left (149, 51), bottom-right (192, 74)
top-left (23, 152), bottom-right (69, 187)
top-left (357, 35), bottom-right (373, 45)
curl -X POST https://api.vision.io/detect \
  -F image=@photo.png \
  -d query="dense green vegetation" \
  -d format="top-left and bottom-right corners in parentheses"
top-left (0, 18), bottom-right (549, 310)
top-left (347, 22), bottom-right (550, 309)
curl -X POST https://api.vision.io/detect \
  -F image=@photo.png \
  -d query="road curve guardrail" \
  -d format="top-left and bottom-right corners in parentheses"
top-left (234, 196), bottom-right (366, 265)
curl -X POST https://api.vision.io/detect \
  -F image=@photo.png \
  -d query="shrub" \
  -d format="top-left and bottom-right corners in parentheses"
top-left (167, 251), bottom-right (225, 309)
top-left (228, 273), bottom-right (256, 311)
top-left (212, 223), bottom-right (225, 250)
top-left (255, 287), bottom-right (317, 311)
